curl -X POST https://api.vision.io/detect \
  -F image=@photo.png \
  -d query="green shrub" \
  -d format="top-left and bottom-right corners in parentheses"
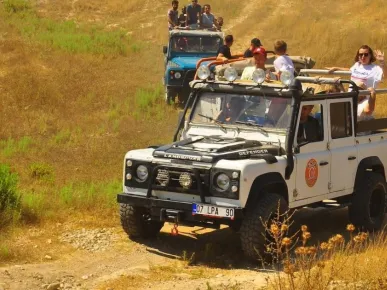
top-left (3, 0), bottom-right (30, 13)
top-left (0, 164), bottom-right (20, 211)
top-left (29, 162), bottom-right (54, 182)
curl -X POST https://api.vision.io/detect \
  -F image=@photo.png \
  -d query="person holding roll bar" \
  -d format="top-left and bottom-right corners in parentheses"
top-left (326, 45), bottom-right (385, 121)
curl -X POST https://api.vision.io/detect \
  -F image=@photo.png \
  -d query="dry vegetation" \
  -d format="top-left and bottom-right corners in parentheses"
top-left (1, 0), bottom-right (387, 289)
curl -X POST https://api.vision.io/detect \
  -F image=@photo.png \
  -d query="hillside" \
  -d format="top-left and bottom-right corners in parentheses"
top-left (1, 0), bottom-right (387, 289)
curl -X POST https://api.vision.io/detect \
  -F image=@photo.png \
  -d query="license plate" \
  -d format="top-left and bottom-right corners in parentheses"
top-left (192, 204), bottom-right (235, 219)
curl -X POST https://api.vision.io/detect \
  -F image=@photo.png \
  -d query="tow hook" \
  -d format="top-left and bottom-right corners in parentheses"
top-left (171, 222), bottom-right (179, 236)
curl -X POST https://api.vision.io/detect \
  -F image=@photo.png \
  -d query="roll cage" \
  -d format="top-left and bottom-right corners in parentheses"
top-left (174, 68), bottom-right (387, 180)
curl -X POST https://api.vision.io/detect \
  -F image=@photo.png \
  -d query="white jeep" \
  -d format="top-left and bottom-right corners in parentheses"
top-left (117, 67), bottom-right (387, 260)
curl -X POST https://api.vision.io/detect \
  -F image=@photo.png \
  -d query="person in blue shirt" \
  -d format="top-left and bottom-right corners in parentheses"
top-left (186, 0), bottom-right (202, 27)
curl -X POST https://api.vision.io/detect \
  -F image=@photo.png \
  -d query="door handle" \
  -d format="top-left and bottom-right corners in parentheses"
top-left (348, 156), bottom-right (357, 160)
top-left (319, 161), bottom-right (329, 166)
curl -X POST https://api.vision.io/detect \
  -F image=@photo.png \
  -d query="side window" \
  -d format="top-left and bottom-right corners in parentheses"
top-left (330, 102), bottom-right (353, 139)
top-left (297, 104), bottom-right (324, 144)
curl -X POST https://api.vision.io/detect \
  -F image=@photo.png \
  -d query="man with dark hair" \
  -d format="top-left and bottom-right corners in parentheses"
top-left (217, 35), bottom-right (234, 61)
top-left (168, 0), bottom-right (179, 30)
top-left (243, 38), bottom-right (262, 58)
top-left (297, 105), bottom-right (321, 143)
top-left (186, 0), bottom-right (201, 27)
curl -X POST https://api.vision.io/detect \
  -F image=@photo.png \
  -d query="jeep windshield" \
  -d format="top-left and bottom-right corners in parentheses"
top-left (191, 92), bottom-right (292, 132)
top-left (170, 36), bottom-right (221, 53)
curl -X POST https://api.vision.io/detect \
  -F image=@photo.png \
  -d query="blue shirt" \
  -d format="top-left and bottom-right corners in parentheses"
top-left (186, 4), bottom-right (201, 25)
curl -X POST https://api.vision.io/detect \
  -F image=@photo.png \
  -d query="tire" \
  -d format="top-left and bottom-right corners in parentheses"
top-left (165, 89), bottom-right (175, 105)
top-left (119, 203), bottom-right (164, 239)
top-left (348, 173), bottom-right (387, 231)
top-left (240, 193), bottom-right (288, 261)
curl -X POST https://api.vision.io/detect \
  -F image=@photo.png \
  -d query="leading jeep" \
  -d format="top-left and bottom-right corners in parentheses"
top-left (118, 66), bottom-right (387, 260)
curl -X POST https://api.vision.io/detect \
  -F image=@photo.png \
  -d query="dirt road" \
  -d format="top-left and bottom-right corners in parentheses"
top-left (0, 207), bottom-right (352, 290)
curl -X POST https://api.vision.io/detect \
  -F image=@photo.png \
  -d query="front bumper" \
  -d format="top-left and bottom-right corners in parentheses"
top-left (117, 193), bottom-right (244, 226)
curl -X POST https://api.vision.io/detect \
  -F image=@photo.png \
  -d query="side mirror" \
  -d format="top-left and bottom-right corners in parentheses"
top-left (163, 46), bottom-right (167, 54)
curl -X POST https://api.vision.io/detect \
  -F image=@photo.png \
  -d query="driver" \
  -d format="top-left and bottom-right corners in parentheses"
top-left (297, 105), bottom-right (321, 143)
top-left (216, 97), bottom-right (244, 123)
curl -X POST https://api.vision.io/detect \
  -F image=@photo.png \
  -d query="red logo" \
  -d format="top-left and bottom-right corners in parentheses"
top-left (305, 159), bottom-right (318, 187)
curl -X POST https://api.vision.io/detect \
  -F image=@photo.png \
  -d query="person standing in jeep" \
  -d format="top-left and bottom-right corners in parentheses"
top-left (186, 0), bottom-right (202, 27)
top-left (217, 35), bottom-right (235, 61)
top-left (168, 0), bottom-right (179, 30)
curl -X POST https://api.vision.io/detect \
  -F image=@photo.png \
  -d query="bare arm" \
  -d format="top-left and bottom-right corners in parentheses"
top-left (374, 50), bottom-right (386, 78)
top-left (325, 66), bottom-right (351, 73)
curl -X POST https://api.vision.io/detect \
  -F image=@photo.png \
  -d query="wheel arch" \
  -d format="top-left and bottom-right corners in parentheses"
top-left (354, 156), bottom-right (386, 191)
top-left (245, 172), bottom-right (289, 209)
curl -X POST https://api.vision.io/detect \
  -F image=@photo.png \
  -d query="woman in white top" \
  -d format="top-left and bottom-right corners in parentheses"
top-left (327, 45), bottom-right (387, 121)
top-left (327, 45), bottom-right (386, 120)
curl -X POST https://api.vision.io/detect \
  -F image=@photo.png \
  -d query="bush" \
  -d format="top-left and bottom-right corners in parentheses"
top-left (0, 164), bottom-right (20, 211)
top-left (3, 0), bottom-right (30, 13)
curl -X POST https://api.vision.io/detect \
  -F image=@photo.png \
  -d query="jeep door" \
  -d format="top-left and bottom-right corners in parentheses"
top-left (327, 99), bottom-right (357, 195)
top-left (293, 100), bottom-right (331, 202)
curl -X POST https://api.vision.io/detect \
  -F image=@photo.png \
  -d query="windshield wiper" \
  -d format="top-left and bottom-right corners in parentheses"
top-left (198, 114), bottom-right (227, 133)
top-left (235, 121), bottom-right (268, 134)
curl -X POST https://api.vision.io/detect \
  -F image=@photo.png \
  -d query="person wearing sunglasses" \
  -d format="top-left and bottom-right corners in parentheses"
top-left (326, 45), bottom-right (385, 89)
top-left (326, 45), bottom-right (385, 121)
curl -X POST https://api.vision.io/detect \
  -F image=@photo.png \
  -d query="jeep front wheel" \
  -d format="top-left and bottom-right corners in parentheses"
top-left (348, 173), bottom-right (387, 231)
top-left (240, 193), bottom-right (288, 260)
top-left (165, 89), bottom-right (175, 105)
top-left (120, 204), bottom-right (164, 239)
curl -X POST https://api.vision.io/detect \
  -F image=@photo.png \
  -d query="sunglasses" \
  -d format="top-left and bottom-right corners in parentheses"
top-left (358, 53), bottom-right (369, 58)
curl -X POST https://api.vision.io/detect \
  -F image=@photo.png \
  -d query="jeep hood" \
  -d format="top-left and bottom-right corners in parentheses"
top-left (171, 56), bottom-right (210, 70)
top-left (153, 136), bottom-right (284, 163)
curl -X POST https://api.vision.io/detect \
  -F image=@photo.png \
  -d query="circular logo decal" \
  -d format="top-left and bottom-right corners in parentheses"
top-left (305, 159), bottom-right (318, 187)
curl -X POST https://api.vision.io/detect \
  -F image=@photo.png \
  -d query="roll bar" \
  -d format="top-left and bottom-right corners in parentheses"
top-left (299, 69), bottom-right (351, 76)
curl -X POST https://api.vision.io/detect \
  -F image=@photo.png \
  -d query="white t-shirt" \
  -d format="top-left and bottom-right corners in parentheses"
top-left (240, 66), bottom-right (276, 81)
top-left (274, 55), bottom-right (295, 74)
top-left (350, 62), bottom-right (383, 89)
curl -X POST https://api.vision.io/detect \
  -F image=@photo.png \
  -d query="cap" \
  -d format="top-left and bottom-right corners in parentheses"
top-left (251, 38), bottom-right (262, 47)
top-left (253, 46), bottom-right (266, 56)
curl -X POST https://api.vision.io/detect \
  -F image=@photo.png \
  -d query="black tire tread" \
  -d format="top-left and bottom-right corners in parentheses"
top-left (240, 193), bottom-right (287, 260)
top-left (348, 172), bottom-right (387, 231)
top-left (119, 203), bottom-right (164, 239)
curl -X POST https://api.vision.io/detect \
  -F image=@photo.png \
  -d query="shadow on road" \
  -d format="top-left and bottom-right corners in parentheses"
top-left (134, 206), bottom-right (356, 269)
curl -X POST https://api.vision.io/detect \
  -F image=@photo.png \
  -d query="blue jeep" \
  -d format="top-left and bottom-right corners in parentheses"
top-left (163, 29), bottom-right (224, 105)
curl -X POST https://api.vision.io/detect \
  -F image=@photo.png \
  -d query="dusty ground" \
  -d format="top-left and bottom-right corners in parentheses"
top-left (0, 206), bottom-right (353, 290)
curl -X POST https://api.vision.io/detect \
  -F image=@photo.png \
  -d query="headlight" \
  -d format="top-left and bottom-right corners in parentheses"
top-left (174, 72), bottom-right (182, 79)
top-left (280, 70), bottom-right (294, 86)
top-left (167, 61), bottom-right (180, 68)
top-left (136, 165), bottom-right (148, 182)
top-left (252, 69), bottom-right (265, 84)
top-left (216, 173), bottom-right (230, 191)
top-left (197, 65), bottom-right (210, 80)
top-left (224, 67), bottom-right (238, 82)
top-left (126, 160), bottom-right (132, 167)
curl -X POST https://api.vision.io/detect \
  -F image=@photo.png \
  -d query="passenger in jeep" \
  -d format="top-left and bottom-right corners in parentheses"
top-left (243, 38), bottom-right (262, 58)
top-left (216, 97), bottom-right (245, 123)
top-left (217, 35), bottom-right (235, 61)
top-left (168, 0), bottom-right (180, 30)
top-left (297, 105), bottom-right (322, 143)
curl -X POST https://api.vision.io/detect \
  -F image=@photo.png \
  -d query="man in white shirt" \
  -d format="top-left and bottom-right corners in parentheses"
top-left (273, 40), bottom-right (294, 79)
top-left (241, 47), bottom-right (276, 81)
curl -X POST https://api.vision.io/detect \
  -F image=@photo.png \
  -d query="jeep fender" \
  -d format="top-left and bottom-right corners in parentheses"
top-left (245, 172), bottom-right (288, 209)
top-left (354, 156), bottom-right (386, 191)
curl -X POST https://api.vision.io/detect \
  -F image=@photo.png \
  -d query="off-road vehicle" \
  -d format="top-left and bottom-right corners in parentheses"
top-left (118, 65), bottom-right (387, 259)
top-left (163, 29), bottom-right (223, 105)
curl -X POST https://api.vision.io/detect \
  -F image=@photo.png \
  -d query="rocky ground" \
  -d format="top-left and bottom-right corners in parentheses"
top-left (0, 207), bottom-right (352, 290)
